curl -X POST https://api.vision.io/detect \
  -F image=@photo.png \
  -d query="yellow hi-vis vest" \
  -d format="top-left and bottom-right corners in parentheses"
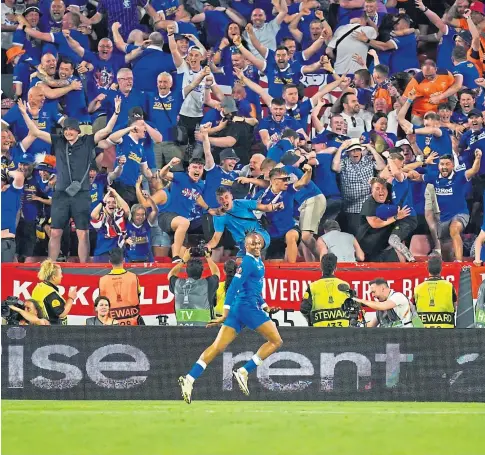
top-left (414, 278), bottom-right (456, 328)
top-left (305, 277), bottom-right (350, 327)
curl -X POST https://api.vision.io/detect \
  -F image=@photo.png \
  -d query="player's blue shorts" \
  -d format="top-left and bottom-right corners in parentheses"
top-left (223, 302), bottom-right (271, 333)
top-left (236, 230), bottom-right (271, 257)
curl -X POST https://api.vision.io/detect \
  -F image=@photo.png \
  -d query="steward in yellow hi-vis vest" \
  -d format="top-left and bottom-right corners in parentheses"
top-left (414, 256), bottom-right (457, 328)
top-left (300, 253), bottom-right (350, 327)
top-left (99, 248), bottom-right (142, 325)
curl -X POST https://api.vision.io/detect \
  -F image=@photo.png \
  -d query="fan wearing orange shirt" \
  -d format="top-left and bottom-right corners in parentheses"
top-left (403, 59), bottom-right (463, 120)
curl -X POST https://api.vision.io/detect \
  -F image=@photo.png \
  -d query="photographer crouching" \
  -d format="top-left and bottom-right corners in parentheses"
top-left (168, 245), bottom-right (221, 326)
top-left (354, 278), bottom-right (423, 328)
top-left (300, 253), bottom-right (352, 327)
top-left (1, 297), bottom-right (50, 325)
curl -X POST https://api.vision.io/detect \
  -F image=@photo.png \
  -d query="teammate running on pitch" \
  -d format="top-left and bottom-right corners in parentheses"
top-left (178, 231), bottom-right (282, 404)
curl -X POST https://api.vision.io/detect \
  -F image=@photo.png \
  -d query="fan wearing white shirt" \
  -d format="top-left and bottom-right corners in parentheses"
top-left (326, 16), bottom-right (377, 75)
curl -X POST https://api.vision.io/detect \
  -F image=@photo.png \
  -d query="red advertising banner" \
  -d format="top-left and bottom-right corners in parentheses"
top-left (470, 266), bottom-right (485, 298)
top-left (1, 263), bottom-right (463, 321)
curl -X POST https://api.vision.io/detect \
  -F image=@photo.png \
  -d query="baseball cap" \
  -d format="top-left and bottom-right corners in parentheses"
top-left (468, 108), bottom-right (482, 117)
top-left (203, 0), bottom-right (220, 6)
top-left (23, 6), bottom-right (41, 16)
top-left (395, 139), bottom-right (411, 148)
top-left (36, 163), bottom-right (56, 173)
top-left (454, 30), bottom-right (472, 45)
top-left (221, 96), bottom-right (238, 113)
top-left (128, 106), bottom-right (144, 119)
top-left (6, 46), bottom-right (25, 65)
top-left (188, 45), bottom-right (204, 55)
top-left (63, 117), bottom-right (81, 132)
top-left (18, 153), bottom-right (34, 165)
top-left (174, 33), bottom-right (189, 41)
top-left (219, 148), bottom-right (240, 162)
top-left (471, 1), bottom-right (485, 15)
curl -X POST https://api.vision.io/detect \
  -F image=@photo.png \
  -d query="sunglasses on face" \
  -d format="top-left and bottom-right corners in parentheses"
top-left (274, 176), bottom-right (291, 182)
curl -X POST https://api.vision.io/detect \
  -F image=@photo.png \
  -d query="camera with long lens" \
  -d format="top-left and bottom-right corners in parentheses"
top-left (337, 284), bottom-right (364, 327)
top-left (191, 240), bottom-right (207, 258)
top-left (1, 296), bottom-right (25, 325)
top-left (223, 112), bottom-right (234, 124)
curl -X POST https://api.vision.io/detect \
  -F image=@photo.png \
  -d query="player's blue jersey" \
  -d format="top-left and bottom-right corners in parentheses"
top-left (224, 253), bottom-right (265, 309)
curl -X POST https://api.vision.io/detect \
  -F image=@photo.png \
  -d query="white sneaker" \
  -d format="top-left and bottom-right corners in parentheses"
top-left (233, 368), bottom-right (249, 396)
top-left (178, 376), bottom-right (193, 404)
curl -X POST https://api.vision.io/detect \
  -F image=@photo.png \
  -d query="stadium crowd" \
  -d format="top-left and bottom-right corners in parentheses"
top-left (3, 0), bottom-right (485, 266)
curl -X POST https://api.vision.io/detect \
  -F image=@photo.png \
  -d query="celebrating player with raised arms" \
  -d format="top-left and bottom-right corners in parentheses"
top-left (179, 231), bottom-right (282, 404)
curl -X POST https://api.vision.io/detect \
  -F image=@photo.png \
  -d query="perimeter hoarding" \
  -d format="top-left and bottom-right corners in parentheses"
top-left (2, 327), bottom-right (484, 401)
top-left (1, 262), bottom-right (463, 325)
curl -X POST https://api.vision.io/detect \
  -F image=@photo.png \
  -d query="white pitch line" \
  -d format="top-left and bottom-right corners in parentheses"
top-left (3, 409), bottom-right (485, 416)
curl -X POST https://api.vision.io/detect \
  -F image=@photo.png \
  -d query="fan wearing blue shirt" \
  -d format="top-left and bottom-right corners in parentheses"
top-left (58, 59), bottom-right (91, 129)
top-left (62, 33), bottom-right (127, 100)
top-left (282, 156), bottom-right (325, 260)
top-left (1, 169), bottom-right (25, 263)
top-left (119, 32), bottom-right (177, 93)
top-left (236, 67), bottom-right (343, 137)
top-left (267, 129), bottom-right (300, 162)
top-left (398, 105), bottom-right (453, 158)
top-left (191, 0), bottom-right (243, 48)
top-left (436, 24), bottom-right (457, 72)
top-left (452, 46), bottom-right (479, 89)
top-left (28, 53), bottom-right (83, 110)
top-left (422, 153), bottom-right (482, 261)
top-left (22, 13), bottom-right (90, 65)
top-left (97, 68), bottom-right (148, 128)
top-left (107, 119), bottom-right (160, 206)
top-left (16, 155), bottom-right (44, 261)
top-left (125, 196), bottom-right (159, 263)
top-left (1, 129), bottom-right (37, 172)
top-left (385, 153), bottom-right (418, 262)
top-left (39, 0), bottom-right (64, 33)
top-left (451, 90), bottom-right (477, 124)
top-left (146, 72), bottom-right (185, 171)
top-left (355, 14), bottom-right (419, 75)
top-left (255, 166), bottom-right (313, 263)
top-left (2, 87), bottom-right (65, 156)
top-left (257, 99), bottom-right (304, 149)
top-left (12, 6), bottom-right (44, 62)
top-left (158, 157), bottom-right (212, 263)
top-left (151, 0), bottom-right (180, 20)
top-left (459, 110), bottom-right (485, 175)
top-left (234, 37), bottom-right (323, 99)
top-left (201, 134), bottom-right (240, 209)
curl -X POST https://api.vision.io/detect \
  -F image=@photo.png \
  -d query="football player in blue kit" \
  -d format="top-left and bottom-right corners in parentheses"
top-left (179, 232), bottom-right (282, 404)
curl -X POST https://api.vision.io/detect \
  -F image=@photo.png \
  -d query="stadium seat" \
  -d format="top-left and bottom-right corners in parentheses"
top-left (1, 74), bottom-right (14, 100)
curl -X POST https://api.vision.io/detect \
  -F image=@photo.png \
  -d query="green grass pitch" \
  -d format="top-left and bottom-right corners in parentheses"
top-left (2, 400), bottom-right (485, 455)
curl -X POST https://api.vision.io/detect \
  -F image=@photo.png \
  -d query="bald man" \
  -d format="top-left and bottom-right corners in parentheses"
top-left (242, 0), bottom-right (288, 58)
top-left (2, 87), bottom-right (65, 155)
top-left (20, 11), bottom-right (90, 64)
top-left (64, 32), bottom-right (126, 113)
top-left (229, 153), bottom-right (266, 199)
top-left (29, 53), bottom-right (82, 101)
top-left (40, 0), bottom-right (65, 33)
